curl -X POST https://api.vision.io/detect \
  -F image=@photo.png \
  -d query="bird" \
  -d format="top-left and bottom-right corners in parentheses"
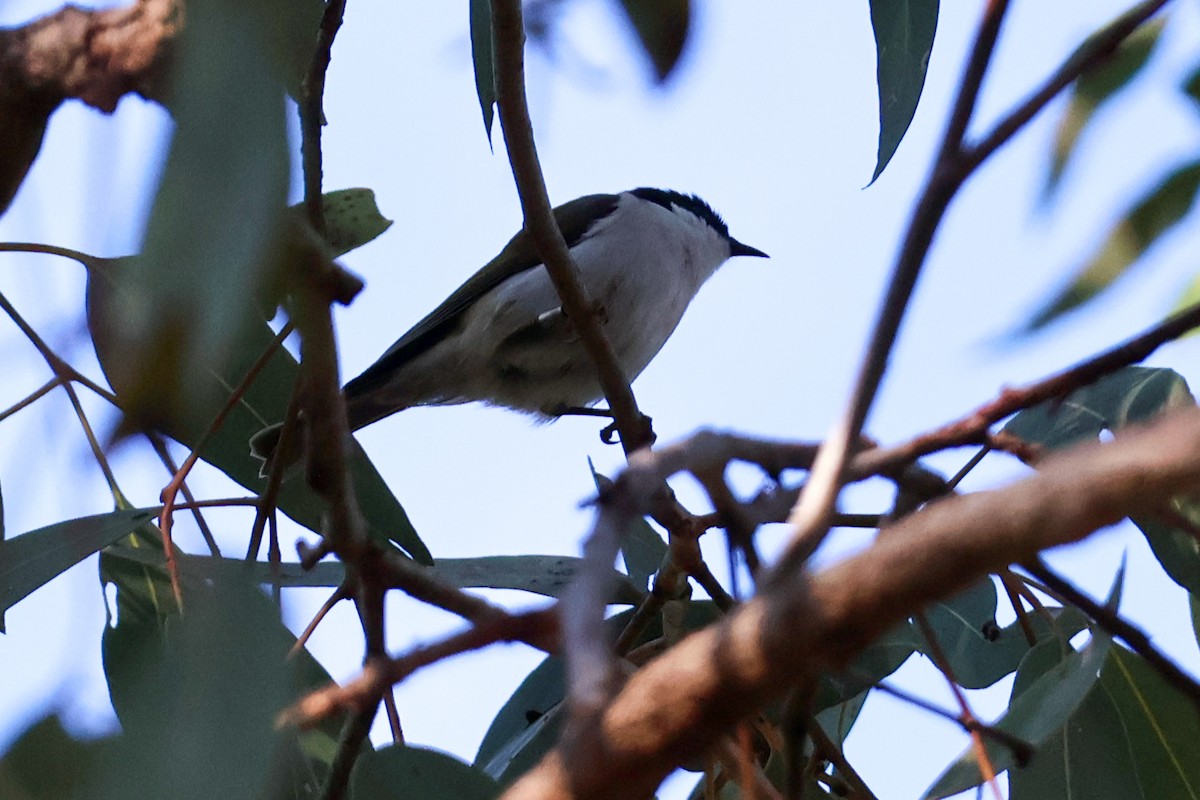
top-left (250, 187), bottom-right (767, 465)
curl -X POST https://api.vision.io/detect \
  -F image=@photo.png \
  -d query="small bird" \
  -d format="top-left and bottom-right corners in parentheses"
top-left (251, 187), bottom-right (766, 463)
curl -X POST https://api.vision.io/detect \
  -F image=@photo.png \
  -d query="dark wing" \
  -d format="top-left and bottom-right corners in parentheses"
top-left (343, 193), bottom-right (621, 399)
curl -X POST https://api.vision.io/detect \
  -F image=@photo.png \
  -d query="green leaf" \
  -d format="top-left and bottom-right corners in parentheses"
top-left (590, 460), bottom-right (665, 592)
top-left (615, 0), bottom-right (691, 82)
top-left (469, 0), bottom-right (497, 142)
top-left (0, 714), bottom-right (108, 798)
top-left (1024, 159), bottom-right (1200, 330)
top-left (813, 621), bottom-right (922, 712)
top-left (924, 632), bottom-right (1112, 798)
top-left (103, 546), bottom-right (639, 603)
top-left (816, 689), bottom-right (869, 746)
top-left (303, 188), bottom-right (394, 258)
top-left (1183, 60), bottom-right (1200, 110)
top-left (1100, 647), bottom-right (1200, 796)
top-left (88, 256), bottom-right (430, 563)
top-left (868, 0), bottom-right (939, 183)
top-left (1010, 629), bottom-right (1200, 799)
top-left (1003, 367), bottom-right (1200, 595)
top-left (1007, 643), bottom-right (1143, 798)
top-left (919, 579), bottom-right (1091, 689)
top-left (475, 603), bottom-right (722, 780)
top-left (1045, 18), bottom-right (1165, 196)
top-left (0, 508), bottom-right (153, 631)
top-left (107, 0), bottom-right (297, 436)
top-left (1003, 366), bottom-right (1194, 449)
top-left (474, 656), bottom-right (566, 771)
top-left (352, 745), bottom-right (500, 800)
top-left (98, 575), bottom-right (317, 800)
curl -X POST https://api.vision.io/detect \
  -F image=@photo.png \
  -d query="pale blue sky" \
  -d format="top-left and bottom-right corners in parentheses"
top-left (3, 1), bottom-right (1200, 797)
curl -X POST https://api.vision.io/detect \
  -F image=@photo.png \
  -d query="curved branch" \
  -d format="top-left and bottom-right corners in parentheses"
top-left (505, 408), bottom-right (1200, 799)
top-left (489, 0), bottom-right (651, 454)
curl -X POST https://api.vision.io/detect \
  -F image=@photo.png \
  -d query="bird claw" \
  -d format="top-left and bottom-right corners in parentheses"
top-left (600, 413), bottom-right (655, 446)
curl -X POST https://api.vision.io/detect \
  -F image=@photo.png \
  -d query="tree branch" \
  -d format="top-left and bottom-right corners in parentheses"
top-left (502, 408), bottom-right (1200, 799)
top-left (489, 0), bottom-right (651, 454)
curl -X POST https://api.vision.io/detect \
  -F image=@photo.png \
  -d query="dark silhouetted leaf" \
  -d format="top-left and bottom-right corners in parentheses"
top-left (470, 0), bottom-right (497, 141)
top-left (0, 714), bottom-right (108, 797)
top-left (0, 95), bottom-right (56, 217)
top-left (868, 0), bottom-right (939, 183)
top-left (352, 745), bottom-right (499, 799)
top-left (1024, 159), bottom-right (1200, 330)
top-left (1045, 18), bottom-right (1165, 196)
top-left (0, 508), bottom-right (153, 631)
top-left (616, 0), bottom-right (691, 82)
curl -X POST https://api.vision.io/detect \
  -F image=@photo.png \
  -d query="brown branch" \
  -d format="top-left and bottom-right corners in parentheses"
top-left (283, 609), bottom-right (560, 729)
top-left (489, 0), bottom-right (650, 454)
top-left (852, 300), bottom-right (1200, 479)
top-left (501, 408), bottom-right (1200, 799)
top-left (1021, 558), bottom-right (1200, 713)
top-left (962, 0), bottom-right (1172, 173)
top-left (781, 0), bottom-right (1014, 566)
top-left (0, 0), bottom-right (179, 111)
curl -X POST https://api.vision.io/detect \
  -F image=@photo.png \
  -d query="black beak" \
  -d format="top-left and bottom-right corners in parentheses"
top-left (730, 238), bottom-right (769, 259)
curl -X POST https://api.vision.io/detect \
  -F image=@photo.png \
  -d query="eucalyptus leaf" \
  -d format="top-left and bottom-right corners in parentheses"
top-left (0, 714), bottom-right (109, 797)
top-left (103, 547), bottom-right (639, 603)
top-left (0, 508), bottom-right (153, 631)
top-left (1024, 159), bottom-right (1200, 330)
top-left (616, 0), bottom-right (691, 82)
top-left (352, 745), bottom-right (499, 800)
top-left (88, 255), bottom-right (429, 564)
top-left (590, 460), bottom-right (665, 592)
top-left (109, 0), bottom-right (297, 435)
top-left (1002, 366), bottom-right (1194, 450)
top-left (868, 0), bottom-right (939, 183)
top-left (923, 632), bottom-right (1112, 799)
top-left (1003, 367), bottom-right (1200, 595)
top-left (469, 0), bottom-right (497, 142)
top-left (1045, 18), bottom-right (1165, 196)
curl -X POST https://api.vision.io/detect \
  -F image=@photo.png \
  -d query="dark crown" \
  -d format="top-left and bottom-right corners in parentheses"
top-left (630, 187), bottom-right (730, 239)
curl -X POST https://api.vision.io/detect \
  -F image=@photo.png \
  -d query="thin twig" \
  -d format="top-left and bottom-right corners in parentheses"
top-left (853, 300), bottom-right (1200, 479)
top-left (489, 0), bottom-right (650, 453)
top-left (283, 609), bottom-right (560, 729)
top-left (915, 613), bottom-right (1003, 800)
top-left (962, 0), bottom-right (1172, 173)
top-left (158, 322), bottom-right (293, 598)
top-left (1022, 558), bottom-right (1200, 713)
top-left (291, 583), bottom-right (351, 656)
top-left (804, 716), bottom-right (879, 800)
top-left (147, 434), bottom-right (221, 557)
top-left (781, 0), bottom-right (1014, 567)
top-left (0, 377), bottom-right (59, 424)
top-left (873, 681), bottom-right (1034, 765)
